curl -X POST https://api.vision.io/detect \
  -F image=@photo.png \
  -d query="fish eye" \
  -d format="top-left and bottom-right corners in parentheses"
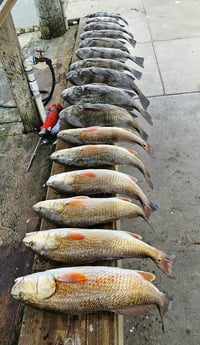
top-left (19, 291), bottom-right (24, 299)
top-left (29, 241), bottom-right (34, 248)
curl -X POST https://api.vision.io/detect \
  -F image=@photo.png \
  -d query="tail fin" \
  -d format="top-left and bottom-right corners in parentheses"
top-left (128, 38), bottom-right (137, 48)
top-left (137, 127), bottom-right (148, 141)
top-left (158, 294), bottom-right (173, 332)
top-left (138, 108), bottom-right (153, 125)
top-left (138, 92), bottom-right (150, 110)
top-left (127, 67), bottom-right (142, 80)
top-left (144, 201), bottom-right (158, 219)
top-left (157, 254), bottom-right (176, 278)
top-left (129, 55), bottom-right (144, 68)
top-left (143, 141), bottom-right (154, 157)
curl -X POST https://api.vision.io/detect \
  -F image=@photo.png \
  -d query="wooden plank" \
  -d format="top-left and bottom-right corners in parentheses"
top-left (0, 0), bottom-right (16, 27)
top-left (0, 13), bottom-right (41, 132)
top-left (18, 18), bottom-right (123, 345)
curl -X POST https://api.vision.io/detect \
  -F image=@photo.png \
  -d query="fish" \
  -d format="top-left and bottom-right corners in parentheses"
top-left (66, 67), bottom-right (149, 109)
top-left (11, 265), bottom-right (171, 331)
top-left (83, 22), bottom-right (134, 39)
top-left (57, 127), bottom-right (153, 156)
top-left (87, 11), bottom-right (129, 25)
top-left (50, 145), bottom-right (153, 188)
top-left (85, 16), bottom-right (127, 27)
top-left (61, 85), bottom-right (153, 125)
top-left (32, 196), bottom-right (152, 227)
top-left (76, 47), bottom-right (144, 68)
top-left (22, 228), bottom-right (175, 278)
top-left (69, 58), bottom-right (142, 80)
top-left (46, 169), bottom-right (157, 216)
top-left (79, 37), bottom-right (130, 53)
top-left (80, 30), bottom-right (136, 48)
top-left (59, 103), bottom-right (148, 140)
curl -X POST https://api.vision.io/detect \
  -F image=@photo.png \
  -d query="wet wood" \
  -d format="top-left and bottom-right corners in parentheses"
top-left (0, 13), bottom-right (41, 132)
top-left (17, 18), bottom-right (123, 345)
top-left (0, 0), bottom-right (16, 27)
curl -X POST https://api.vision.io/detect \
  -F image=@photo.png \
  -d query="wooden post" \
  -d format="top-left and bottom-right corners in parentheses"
top-left (0, 13), bottom-right (41, 133)
top-left (34, 0), bottom-right (66, 39)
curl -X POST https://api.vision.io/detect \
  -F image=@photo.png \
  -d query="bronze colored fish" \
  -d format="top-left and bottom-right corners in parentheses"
top-left (76, 47), bottom-right (143, 68)
top-left (79, 37), bottom-right (130, 53)
top-left (50, 145), bottom-right (153, 188)
top-left (46, 169), bottom-right (157, 216)
top-left (66, 67), bottom-right (149, 109)
top-left (61, 84), bottom-right (152, 125)
top-left (32, 196), bottom-right (152, 227)
top-left (57, 127), bottom-right (152, 156)
top-left (22, 228), bottom-right (175, 278)
top-left (80, 30), bottom-right (136, 48)
top-left (69, 58), bottom-right (142, 80)
top-left (11, 265), bottom-right (171, 331)
top-left (59, 103), bottom-right (148, 139)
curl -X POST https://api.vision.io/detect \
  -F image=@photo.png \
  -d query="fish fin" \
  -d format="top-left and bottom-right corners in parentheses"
top-left (129, 38), bottom-right (137, 48)
top-left (137, 92), bottom-right (150, 110)
top-left (144, 201), bottom-right (158, 219)
top-left (117, 196), bottom-right (132, 202)
top-left (80, 145), bottom-right (97, 151)
top-left (80, 171), bottom-right (97, 178)
top-left (128, 175), bottom-right (138, 183)
top-left (157, 254), bottom-right (176, 279)
top-left (65, 232), bottom-right (85, 240)
top-left (128, 148), bottom-right (137, 155)
top-left (73, 196), bottom-right (90, 199)
top-left (137, 271), bottom-right (156, 282)
top-left (131, 68), bottom-right (142, 80)
top-left (127, 232), bottom-right (142, 240)
top-left (144, 141), bottom-right (154, 157)
top-left (83, 104), bottom-right (102, 111)
top-left (112, 304), bottom-right (156, 316)
top-left (130, 55), bottom-right (144, 68)
top-left (140, 109), bottom-right (153, 125)
top-left (158, 294), bottom-right (173, 332)
top-left (128, 110), bottom-right (138, 118)
top-left (56, 272), bottom-right (88, 284)
top-left (85, 126), bottom-right (100, 131)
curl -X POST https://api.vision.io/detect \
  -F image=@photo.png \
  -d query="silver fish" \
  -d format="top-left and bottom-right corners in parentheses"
top-left (79, 37), bottom-right (130, 53)
top-left (61, 84), bottom-right (152, 125)
top-left (66, 67), bottom-right (149, 109)
top-left (69, 58), bottom-right (142, 80)
top-left (59, 103), bottom-right (148, 139)
top-left (85, 16), bottom-right (127, 27)
top-left (87, 11), bottom-right (129, 25)
top-left (50, 144), bottom-right (153, 188)
top-left (46, 169), bottom-right (157, 215)
top-left (57, 127), bottom-right (152, 156)
top-left (32, 196), bottom-right (151, 227)
top-left (76, 47), bottom-right (144, 68)
top-left (80, 30), bottom-right (136, 48)
top-left (83, 22), bottom-right (134, 39)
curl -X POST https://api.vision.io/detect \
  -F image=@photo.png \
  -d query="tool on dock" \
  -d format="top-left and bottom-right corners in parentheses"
top-left (26, 103), bottom-right (63, 172)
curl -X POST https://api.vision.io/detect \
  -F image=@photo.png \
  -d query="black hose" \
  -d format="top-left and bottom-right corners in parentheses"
top-left (0, 57), bottom-right (56, 108)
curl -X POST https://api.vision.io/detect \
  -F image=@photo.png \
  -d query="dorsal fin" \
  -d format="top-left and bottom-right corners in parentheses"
top-left (137, 271), bottom-right (156, 282)
top-left (126, 232), bottom-right (142, 240)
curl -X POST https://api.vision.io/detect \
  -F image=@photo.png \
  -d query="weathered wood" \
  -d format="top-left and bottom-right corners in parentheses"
top-left (0, 0), bottom-right (16, 27)
top-left (0, 13), bottom-right (41, 132)
top-left (34, 0), bottom-right (66, 39)
top-left (17, 18), bottom-right (123, 345)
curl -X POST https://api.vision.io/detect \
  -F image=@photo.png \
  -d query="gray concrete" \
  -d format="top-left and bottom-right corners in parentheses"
top-left (1, 0), bottom-right (199, 344)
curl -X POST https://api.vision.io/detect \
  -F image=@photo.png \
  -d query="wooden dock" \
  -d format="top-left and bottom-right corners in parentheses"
top-left (17, 18), bottom-right (124, 345)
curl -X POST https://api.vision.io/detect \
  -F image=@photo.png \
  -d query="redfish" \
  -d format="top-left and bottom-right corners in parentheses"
top-left (11, 266), bottom-right (171, 331)
top-left (32, 196), bottom-right (152, 227)
top-left (50, 145), bottom-right (153, 188)
top-left (59, 103), bottom-right (148, 140)
top-left (22, 229), bottom-right (175, 278)
top-left (57, 127), bottom-right (152, 156)
top-left (46, 169), bottom-right (157, 217)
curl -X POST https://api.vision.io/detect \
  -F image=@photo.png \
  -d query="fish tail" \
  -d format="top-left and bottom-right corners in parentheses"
top-left (158, 254), bottom-right (176, 278)
top-left (121, 17), bottom-right (129, 26)
top-left (128, 67), bottom-right (142, 80)
top-left (158, 294), bottom-right (173, 332)
top-left (145, 172), bottom-right (154, 189)
top-left (138, 92), bottom-right (150, 110)
top-left (144, 201), bottom-right (158, 219)
top-left (138, 127), bottom-right (149, 141)
top-left (129, 55), bottom-right (144, 68)
top-left (144, 141), bottom-right (154, 156)
top-left (139, 109), bottom-right (153, 125)
top-left (130, 38), bottom-right (137, 47)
